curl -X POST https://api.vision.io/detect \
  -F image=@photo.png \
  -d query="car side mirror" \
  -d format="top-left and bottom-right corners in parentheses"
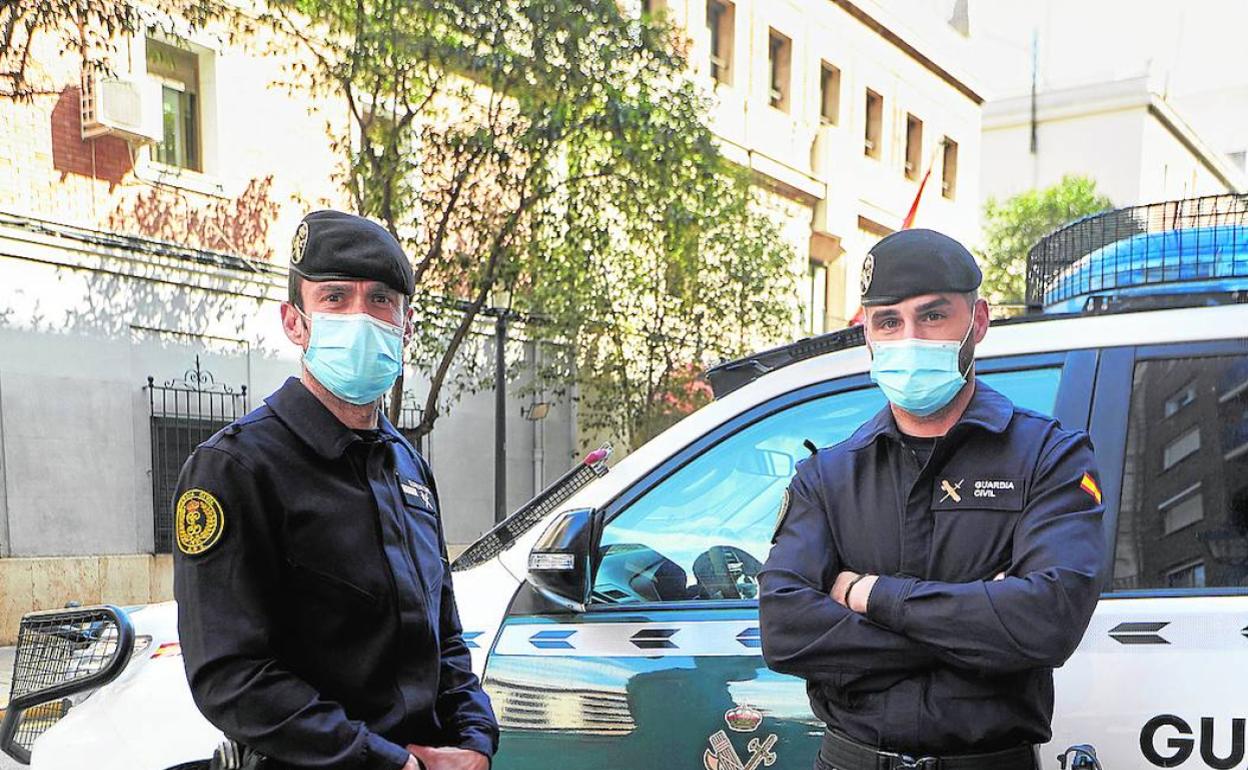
top-left (528, 508), bottom-right (596, 612)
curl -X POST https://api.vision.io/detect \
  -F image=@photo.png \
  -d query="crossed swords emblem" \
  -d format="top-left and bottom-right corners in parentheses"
top-left (939, 478), bottom-right (963, 503)
top-left (704, 730), bottom-right (778, 770)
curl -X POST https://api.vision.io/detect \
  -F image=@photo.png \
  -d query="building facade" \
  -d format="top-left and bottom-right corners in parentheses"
top-left (0, 10), bottom-right (575, 642)
top-left (981, 76), bottom-right (1246, 209)
top-left (651, 0), bottom-right (983, 331)
top-left (0, 0), bottom-right (982, 642)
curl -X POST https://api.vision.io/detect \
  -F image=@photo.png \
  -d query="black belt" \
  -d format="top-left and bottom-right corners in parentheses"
top-left (819, 730), bottom-right (1037, 770)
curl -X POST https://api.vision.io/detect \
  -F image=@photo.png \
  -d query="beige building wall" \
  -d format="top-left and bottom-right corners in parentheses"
top-left (653, 0), bottom-right (984, 331)
top-left (981, 76), bottom-right (1245, 211)
top-left (0, 9), bottom-right (576, 644)
top-left (0, 7), bottom-right (348, 260)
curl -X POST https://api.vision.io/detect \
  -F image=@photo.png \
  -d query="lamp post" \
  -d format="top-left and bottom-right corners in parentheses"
top-left (494, 310), bottom-right (508, 523)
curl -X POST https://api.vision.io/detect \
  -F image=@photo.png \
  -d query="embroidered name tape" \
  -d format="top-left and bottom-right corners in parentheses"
top-left (932, 476), bottom-right (1024, 511)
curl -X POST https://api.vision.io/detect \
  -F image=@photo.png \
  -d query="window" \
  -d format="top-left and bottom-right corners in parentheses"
top-left (1166, 561), bottom-right (1206, 589)
top-left (864, 89), bottom-right (883, 159)
top-left (941, 137), bottom-right (958, 199)
top-left (805, 260), bottom-right (829, 335)
top-left (146, 358), bottom-right (249, 553)
top-left (1163, 427), bottom-right (1200, 470)
top-left (591, 367), bottom-right (1062, 604)
top-left (819, 62), bottom-right (840, 125)
top-left (905, 114), bottom-right (923, 180)
top-left (706, 0), bottom-right (734, 86)
top-left (767, 30), bottom-right (791, 112)
top-left (146, 38), bottom-right (201, 172)
top-left (1160, 484), bottom-right (1204, 534)
top-left (1112, 354), bottom-right (1248, 591)
top-left (1165, 383), bottom-right (1197, 417)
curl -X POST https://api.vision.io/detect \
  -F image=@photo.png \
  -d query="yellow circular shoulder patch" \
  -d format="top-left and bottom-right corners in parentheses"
top-left (176, 488), bottom-right (225, 556)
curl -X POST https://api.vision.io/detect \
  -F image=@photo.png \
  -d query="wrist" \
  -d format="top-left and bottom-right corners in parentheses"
top-left (845, 573), bottom-right (870, 608)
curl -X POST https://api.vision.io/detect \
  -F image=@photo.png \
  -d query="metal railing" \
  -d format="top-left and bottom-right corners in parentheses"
top-left (146, 357), bottom-right (248, 553)
top-left (1026, 193), bottom-right (1248, 310)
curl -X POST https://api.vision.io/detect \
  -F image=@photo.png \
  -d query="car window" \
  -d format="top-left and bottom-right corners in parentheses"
top-left (1112, 354), bottom-right (1248, 591)
top-left (591, 367), bottom-right (1062, 604)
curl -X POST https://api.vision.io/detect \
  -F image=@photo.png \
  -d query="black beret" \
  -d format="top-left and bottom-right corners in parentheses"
top-left (289, 210), bottom-right (415, 296)
top-left (860, 228), bottom-right (981, 306)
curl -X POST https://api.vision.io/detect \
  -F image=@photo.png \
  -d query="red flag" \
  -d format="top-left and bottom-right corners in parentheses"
top-left (845, 149), bottom-right (939, 327)
top-left (901, 163), bottom-right (934, 230)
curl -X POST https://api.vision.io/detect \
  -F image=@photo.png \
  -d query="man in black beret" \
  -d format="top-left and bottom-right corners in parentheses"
top-left (761, 228), bottom-right (1105, 769)
top-left (174, 210), bottom-right (498, 770)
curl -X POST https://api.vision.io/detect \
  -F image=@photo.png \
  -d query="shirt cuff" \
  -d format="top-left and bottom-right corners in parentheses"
top-left (864, 574), bottom-right (915, 632)
top-left (453, 727), bottom-right (498, 761)
top-left (363, 731), bottom-right (413, 770)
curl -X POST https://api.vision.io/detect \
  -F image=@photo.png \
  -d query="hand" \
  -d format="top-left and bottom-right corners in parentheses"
top-left (403, 757), bottom-right (424, 770)
top-left (847, 574), bottom-right (877, 613)
top-left (830, 571), bottom-right (859, 607)
top-left (406, 745), bottom-right (489, 770)
top-left (830, 571), bottom-right (877, 613)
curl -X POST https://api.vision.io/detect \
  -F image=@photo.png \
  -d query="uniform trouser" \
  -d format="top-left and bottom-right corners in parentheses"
top-left (813, 730), bottom-right (1041, 770)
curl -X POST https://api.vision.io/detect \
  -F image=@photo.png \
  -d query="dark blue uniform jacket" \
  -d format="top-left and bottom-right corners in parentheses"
top-left (173, 378), bottom-right (498, 770)
top-left (759, 381), bottom-right (1105, 754)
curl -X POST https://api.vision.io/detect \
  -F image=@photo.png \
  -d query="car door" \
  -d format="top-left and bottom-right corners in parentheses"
top-left (483, 354), bottom-right (1081, 770)
top-left (1051, 340), bottom-right (1248, 770)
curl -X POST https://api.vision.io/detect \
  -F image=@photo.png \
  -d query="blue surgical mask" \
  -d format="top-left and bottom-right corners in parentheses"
top-left (868, 319), bottom-right (974, 417)
top-left (299, 311), bottom-right (404, 405)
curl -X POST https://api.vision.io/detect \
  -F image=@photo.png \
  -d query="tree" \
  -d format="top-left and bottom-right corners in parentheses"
top-left (263, 0), bottom-right (796, 448)
top-left (0, 0), bottom-right (235, 101)
top-left (979, 175), bottom-right (1112, 306)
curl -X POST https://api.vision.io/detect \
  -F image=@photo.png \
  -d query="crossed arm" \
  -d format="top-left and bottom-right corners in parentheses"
top-left (759, 433), bottom-right (1105, 680)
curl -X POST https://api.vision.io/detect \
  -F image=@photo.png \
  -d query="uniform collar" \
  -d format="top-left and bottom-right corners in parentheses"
top-left (844, 378), bottom-right (1014, 451)
top-left (266, 377), bottom-right (398, 459)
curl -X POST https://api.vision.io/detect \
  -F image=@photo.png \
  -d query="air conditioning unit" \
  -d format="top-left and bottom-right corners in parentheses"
top-left (80, 72), bottom-right (163, 144)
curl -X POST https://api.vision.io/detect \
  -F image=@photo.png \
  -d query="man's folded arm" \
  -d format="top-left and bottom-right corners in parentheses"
top-left (865, 432), bottom-right (1106, 674)
top-left (760, 467), bottom-right (943, 683)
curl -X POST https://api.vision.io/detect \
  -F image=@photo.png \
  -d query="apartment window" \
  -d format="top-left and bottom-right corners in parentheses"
top-left (1112, 354), bottom-right (1248, 592)
top-left (768, 30), bottom-right (791, 112)
top-left (1166, 561), bottom-right (1206, 589)
top-left (864, 89), bottom-right (883, 159)
top-left (146, 38), bottom-right (201, 172)
top-left (1160, 484), bottom-right (1204, 535)
top-left (706, 0), bottom-right (734, 86)
top-left (941, 137), bottom-right (958, 199)
top-left (905, 114), bottom-right (923, 180)
top-left (819, 62), bottom-right (840, 125)
top-left (806, 260), bottom-right (829, 335)
top-left (1164, 383), bottom-right (1197, 417)
top-left (1163, 427), bottom-right (1201, 470)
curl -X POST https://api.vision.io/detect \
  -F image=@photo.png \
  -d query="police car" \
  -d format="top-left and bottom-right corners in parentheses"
top-left (3, 195), bottom-right (1247, 770)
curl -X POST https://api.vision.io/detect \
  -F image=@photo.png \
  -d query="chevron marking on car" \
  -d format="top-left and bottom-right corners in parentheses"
top-left (463, 631), bottom-right (483, 649)
top-left (630, 628), bottom-right (679, 649)
top-left (495, 621), bottom-right (764, 656)
top-left (1108, 621), bottom-right (1169, 645)
top-left (736, 627), bottom-right (762, 649)
top-left (529, 629), bottom-right (577, 649)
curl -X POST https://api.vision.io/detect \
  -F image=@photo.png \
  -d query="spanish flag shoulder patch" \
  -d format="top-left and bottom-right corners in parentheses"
top-left (1079, 472), bottom-right (1102, 505)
